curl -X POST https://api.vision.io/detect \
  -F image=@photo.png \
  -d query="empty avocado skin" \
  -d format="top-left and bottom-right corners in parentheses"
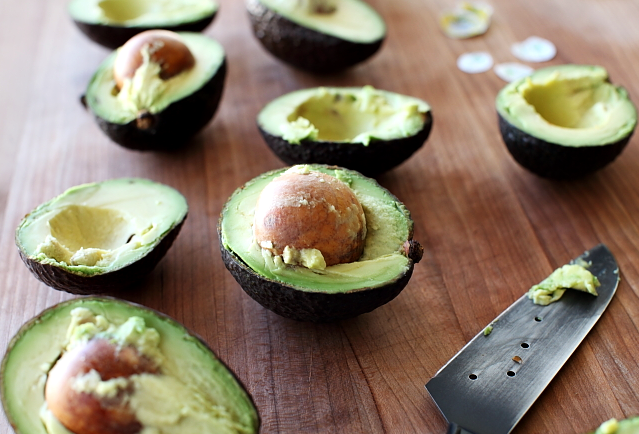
top-left (246, 0), bottom-right (384, 73)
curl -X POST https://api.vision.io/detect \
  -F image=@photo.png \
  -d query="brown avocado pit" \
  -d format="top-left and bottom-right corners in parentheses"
top-left (219, 165), bottom-right (423, 322)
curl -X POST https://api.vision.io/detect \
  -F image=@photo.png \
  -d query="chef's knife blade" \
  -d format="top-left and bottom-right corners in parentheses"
top-left (426, 244), bottom-right (619, 434)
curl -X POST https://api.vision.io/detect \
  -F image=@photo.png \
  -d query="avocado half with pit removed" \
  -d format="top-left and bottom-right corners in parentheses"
top-left (84, 31), bottom-right (226, 151)
top-left (69, 0), bottom-right (219, 49)
top-left (0, 297), bottom-right (259, 434)
top-left (15, 178), bottom-right (188, 295)
top-left (218, 165), bottom-right (423, 322)
top-left (257, 86), bottom-right (433, 176)
top-left (247, 0), bottom-right (386, 73)
top-left (496, 64), bottom-right (637, 179)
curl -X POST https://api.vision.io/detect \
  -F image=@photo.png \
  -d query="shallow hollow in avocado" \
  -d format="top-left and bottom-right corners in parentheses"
top-left (247, 0), bottom-right (386, 73)
top-left (84, 31), bottom-right (226, 151)
top-left (257, 86), bottom-right (433, 176)
top-left (496, 64), bottom-right (637, 179)
top-left (0, 297), bottom-right (260, 434)
top-left (15, 178), bottom-right (188, 295)
top-left (218, 165), bottom-right (423, 322)
top-left (69, 0), bottom-right (219, 49)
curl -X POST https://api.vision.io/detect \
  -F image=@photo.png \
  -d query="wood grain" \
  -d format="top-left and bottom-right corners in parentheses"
top-left (1, 0), bottom-right (639, 433)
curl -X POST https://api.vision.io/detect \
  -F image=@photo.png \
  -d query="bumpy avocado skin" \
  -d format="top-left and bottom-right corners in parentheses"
top-left (17, 219), bottom-right (185, 295)
top-left (246, 0), bottom-right (383, 73)
top-left (498, 113), bottom-right (633, 179)
top-left (259, 112), bottom-right (433, 176)
top-left (93, 60), bottom-right (226, 151)
top-left (73, 14), bottom-right (216, 50)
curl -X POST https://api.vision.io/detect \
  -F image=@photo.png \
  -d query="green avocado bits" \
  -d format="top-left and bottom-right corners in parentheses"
top-left (257, 86), bottom-right (433, 175)
top-left (69, 0), bottom-right (219, 48)
top-left (16, 178), bottom-right (187, 294)
top-left (219, 165), bottom-right (423, 322)
top-left (0, 297), bottom-right (259, 434)
top-left (591, 417), bottom-right (639, 434)
top-left (247, 0), bottom-right (386, 73)
top-left (496, 64), bottom-right (637, 179)
top-left (85, 31), bottom-right (226, 151)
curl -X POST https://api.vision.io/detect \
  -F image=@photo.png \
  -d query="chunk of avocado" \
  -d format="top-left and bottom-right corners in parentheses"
top-left (496, 64), bottom-right (637, 179)
top-left (69, 0), bottom-right (219, 49)
top-left (15, 178), bottom-right (188, 295)
top-left (84, 31), bottom-right (226, 151)
top-left (257, 86), bottom-right (433, 176)
top-left (218, 164), bottom-right (423, 322)
top-left (590, 416), bottom-right (639, 434)
top-left (0, 297), bottom-right (260, 434)
top-left (247, 0), bottom-right (386, 73)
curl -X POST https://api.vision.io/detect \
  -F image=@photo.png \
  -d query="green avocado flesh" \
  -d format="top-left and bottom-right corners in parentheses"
top-left (86, 32), bottom-right (224, 125)
top-left (258, 86), bottom-right (431, 145)
top-left (16, 178), bottom-right (187, 276)
top-left (527, 263), bottom-right (600, 305)
top-left (220, 165), bottom-right (412, 293)
top-left (496, 65), bottom-right (637, 147)
top-left (258, 0), bottom-right (385, 43)
top-left (69, 0), bottom-right (218, 27)
top-left (592, 417), bottom-right (639, 434)
top-left (1, 298), bottom-right (258, 434)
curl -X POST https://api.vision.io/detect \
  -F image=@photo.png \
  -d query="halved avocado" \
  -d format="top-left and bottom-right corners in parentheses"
top-left (15, 178), bottom-right (188, 295)
top-left (247, 0), bottom-right (386, 73)
top-left (0, 297), bottom-right (260, 434)
top-left (257, 86), bottom-right (433, 176)
top-left (218, 164), bottom-right (423, 322)
top-left (84, 31), bottom-right (226, 151)
top-left (496, 64), bottom-right (637, 179)
top-left (69, 0), bottom-right (219, 49)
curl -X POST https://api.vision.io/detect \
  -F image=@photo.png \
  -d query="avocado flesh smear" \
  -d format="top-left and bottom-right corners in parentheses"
top-left (16, 179), bottom-right (187, 276)
top-left (221, 166), bottom-right (412, 293)
top-left (258, 0), bottom-right (385, 43)
top-left (259, 86), bottom-right (430, 146)
top-left (497, 65), bottom-right (637, 147)
top-left (86, 32), bottom-right (224, 125)
top-left (2, 299), bottom-right (258, 434)
top-left (527, 262), bottom-right (600, 306)
top-left (69, 0), bottom-right (218, 27)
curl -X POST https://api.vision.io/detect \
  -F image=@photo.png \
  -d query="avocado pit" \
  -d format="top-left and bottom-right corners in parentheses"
top-left (253, 170), bottom-right (366, 268)
top-left (45, 339), bottom-right (158, 434)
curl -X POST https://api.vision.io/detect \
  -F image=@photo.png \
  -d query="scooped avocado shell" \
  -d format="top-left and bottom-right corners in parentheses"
top-left (496, 64), bottom-right (637, 179)
top-left (15, 178), bottom-right (188, 295)
top-left (218, 165), bottom-right (423, 322)
top-left (0, 297), bottom-right (259, 434)
top-left (84, 31), bottom-right (226, 151)
top-left (247, 0), bottom-right (386, 73)
top-left (68, 0), bottom-right (219, 49)
top-left (257, 86), bottom-right (433, 176)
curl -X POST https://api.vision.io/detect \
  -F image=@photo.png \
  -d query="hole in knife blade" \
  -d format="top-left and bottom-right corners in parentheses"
top-left (469, 374), bottom-right (478, 380)
top-left (521, 342), bottom-right (530, 349)
top-left (507, 371), bottom-right (516, 377)
top-left (534, 316), bottom-right (543, 322)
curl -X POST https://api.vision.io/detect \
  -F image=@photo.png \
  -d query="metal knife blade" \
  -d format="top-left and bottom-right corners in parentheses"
top-left (425, 244), bottom-right (619, 434)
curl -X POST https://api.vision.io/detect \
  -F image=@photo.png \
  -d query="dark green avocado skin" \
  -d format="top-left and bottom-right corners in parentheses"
top-left (92, 60), bottom-right (226, 151)
top-left (259, 113), bottom-right (433, 176)
top-left (73, 13), bottom-right (216, 49)
top-left (498, 113), bottom-right (634, 179)
top-left (246, 0), bottom-right (383, 73)
top-left (17, 218), bottom-right (185, 295)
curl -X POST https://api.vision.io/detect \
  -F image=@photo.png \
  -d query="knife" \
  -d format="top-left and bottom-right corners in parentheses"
top-left (425, 244), bottom-right (619, 434)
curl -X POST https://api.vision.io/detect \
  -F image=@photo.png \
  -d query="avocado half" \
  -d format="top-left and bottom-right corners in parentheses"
top-left (69, 0), bottom-right (219, 49)
top-left (496, 64), bottom-right (637, 179)
top-left (247, 0), bottom-right (386, 73)
top-left (84, 32), bottom-right (226, 151)
top-left (218, 165), bottom-right (424, 322)
top-left (257, 86), bottom-right (433, 176)
top-left (15, 178), bottom-right (188, 295)
top-left (0, 297), bottom-right (260, 434)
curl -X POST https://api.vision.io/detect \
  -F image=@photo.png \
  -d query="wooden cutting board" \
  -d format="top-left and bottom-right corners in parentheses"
top-left (1, 0), bottom-right (638, 433)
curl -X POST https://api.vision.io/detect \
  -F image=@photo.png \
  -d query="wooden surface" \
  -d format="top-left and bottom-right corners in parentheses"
top-left (1, 0), bottom-right (639, 433)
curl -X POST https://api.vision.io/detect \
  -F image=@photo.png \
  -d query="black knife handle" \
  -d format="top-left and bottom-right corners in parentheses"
top-left (447, 423), bottom-right (477, 434)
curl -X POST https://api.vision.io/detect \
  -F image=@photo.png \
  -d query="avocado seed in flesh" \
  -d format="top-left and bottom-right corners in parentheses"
top-left (113, 30), bottom-right (196, 90)
top-left (253, 171), bottom-right (366, 266)
top-left (45, 338), bottom-right (159, 434)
